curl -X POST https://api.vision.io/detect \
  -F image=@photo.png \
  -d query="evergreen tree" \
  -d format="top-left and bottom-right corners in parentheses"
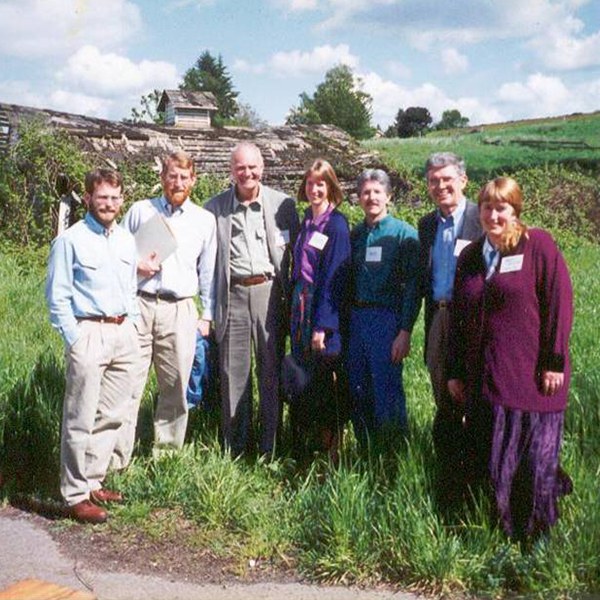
top-left (181, 51), bottom-right (239, 124)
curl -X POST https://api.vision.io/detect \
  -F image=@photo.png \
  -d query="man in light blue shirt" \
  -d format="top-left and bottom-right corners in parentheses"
top-left (417, 152), bottom-right (482, 509)
top-left (431, 197), bottom-right (467, 302)
top-left (46, 168), bottom-right (139, 524)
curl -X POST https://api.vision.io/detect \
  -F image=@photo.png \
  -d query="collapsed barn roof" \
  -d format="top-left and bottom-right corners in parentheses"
top-left (0, 101), bottom-right (407, 199)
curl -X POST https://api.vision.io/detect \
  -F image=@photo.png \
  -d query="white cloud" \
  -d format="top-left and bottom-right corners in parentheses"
top-left (0, 81), bottom-right (48, 109)
top-left (234, 44), bottom-right (360, 78)
top-left (166, 0), bottom-right (215, 8)
top-left (56, 46), bottom-right (179, 98)
top-left (386, 60), bottom-right (412, 79)
top-left (48, 90), bottom-right (115, 117)
top-left (529, 27), bottom-right (600, 70)
top-left (305, 0), bottom-right (599, 75)
top-left (441, 48), bottom-right (469, 74)
top-left (289, 0), bottom-right (319, 9)
top-left (359, 70), bottom-right (503, 127)
top-left (0, 0), bottom-right (141, 59)
top-left (232, 59), bottom-right (266, 75)
top-left (497, 72), bottom-right (599, 117)
top-left (270, 44), bottom-right (359, 76)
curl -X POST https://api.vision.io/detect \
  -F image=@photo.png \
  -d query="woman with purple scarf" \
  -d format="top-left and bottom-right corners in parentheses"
top-left (448, 176), bottom-right (573, 543)
top-left (288, 159), bottom-right (351, 463)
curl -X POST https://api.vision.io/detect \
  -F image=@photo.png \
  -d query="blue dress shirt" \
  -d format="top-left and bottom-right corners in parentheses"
top-left (482, 236), bottom-right (500, 280)
top-left (46, 212), bottom-right (139, 347)
top-left (431, 198), bottom-right (467, 302)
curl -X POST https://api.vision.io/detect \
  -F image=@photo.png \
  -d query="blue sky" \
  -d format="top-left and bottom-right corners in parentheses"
top-left (0, 0), bottom-right (599, 128)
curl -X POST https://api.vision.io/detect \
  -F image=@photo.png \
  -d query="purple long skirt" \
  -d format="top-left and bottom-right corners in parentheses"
top-left (489, 405), bottom-right (573, 541)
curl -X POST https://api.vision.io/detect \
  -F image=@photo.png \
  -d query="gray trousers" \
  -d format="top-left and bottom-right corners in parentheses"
top-left (218, 279), bottom-right (283, 456)
top-left (61, 319), bottom-right (139, 506)
top-left (112, 296), bottom-right (198, 468)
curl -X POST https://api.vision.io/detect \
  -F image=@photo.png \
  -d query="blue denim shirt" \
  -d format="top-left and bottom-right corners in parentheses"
top-left (46, 212), bottom-right (139, 346)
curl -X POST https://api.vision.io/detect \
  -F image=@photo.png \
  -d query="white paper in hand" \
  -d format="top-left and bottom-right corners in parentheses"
top-left (134, 213), bottom-right (178, 263)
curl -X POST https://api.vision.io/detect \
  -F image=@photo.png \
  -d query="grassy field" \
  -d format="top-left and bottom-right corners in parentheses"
top-left (364, 111), bottom-right (600, 182)
top-left (0, 234), bottom-right (599, 597)
top-left (1, 113), bottom-right (599, 597)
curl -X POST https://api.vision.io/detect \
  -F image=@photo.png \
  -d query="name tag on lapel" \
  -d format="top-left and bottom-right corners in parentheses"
top-left (500, 254), bottom-right (524, 273)
top-left (308, 232), bottom-right (328, 250)
top-left (275, 229), bottom-right (290, 246)
top-left (366, 246), bottom-right (382, 262)
top-left (454, 238), bottom-right (471, 257)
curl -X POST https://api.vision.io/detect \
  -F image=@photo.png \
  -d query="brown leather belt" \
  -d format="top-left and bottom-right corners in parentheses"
top-left (434, 300), bottom-right (452, 309)
top-left (138, 290), bottom-right (182, 302)
top-left (231, 274), bottom-right (272, 287)
top-left (78, 314), bottom-right (126, 325)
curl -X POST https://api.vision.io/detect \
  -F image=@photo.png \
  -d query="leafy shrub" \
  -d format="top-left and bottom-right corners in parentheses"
top-left (0, 117), bottom-right (93, 246)
top-left (510, 164), bottom-right (600, 247)
top-left (0, 119), bottom-right (233, 247)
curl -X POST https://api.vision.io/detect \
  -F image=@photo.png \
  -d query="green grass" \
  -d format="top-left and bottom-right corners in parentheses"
top-left (364, 111), bottom-right (600, 182)
top-left (1, 232), bottom-right (599, 597)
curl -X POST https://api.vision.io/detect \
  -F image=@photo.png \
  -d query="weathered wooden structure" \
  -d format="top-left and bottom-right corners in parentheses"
top-left (0, 101), bottom-right (405, 201)
top-left (157, 89), bottom-right (218, 128)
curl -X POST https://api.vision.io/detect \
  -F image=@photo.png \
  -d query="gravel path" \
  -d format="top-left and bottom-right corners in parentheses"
top-left (0, 507), bottom-right (418, 600)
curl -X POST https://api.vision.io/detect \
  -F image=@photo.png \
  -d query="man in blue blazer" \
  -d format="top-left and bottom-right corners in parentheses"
top-left (417, 152), bottom-right (482, 506)
top-left (206, 143), bottom-right (300, 457)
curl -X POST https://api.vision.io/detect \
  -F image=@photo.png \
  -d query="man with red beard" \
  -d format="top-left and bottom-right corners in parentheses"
top-left (113, 151), bottom-right (217, 465)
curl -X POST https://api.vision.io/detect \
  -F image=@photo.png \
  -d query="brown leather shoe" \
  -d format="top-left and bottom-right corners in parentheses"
top-left (69, 499), bottom-right (108, 524)
top-left (90, 488), bottom-right (123, 504)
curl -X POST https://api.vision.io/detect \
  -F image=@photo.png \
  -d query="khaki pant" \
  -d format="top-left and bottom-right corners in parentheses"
top-left (112, 296), bottom-right (197, 468)
top-left (61, 319), bottom-right (139, 506)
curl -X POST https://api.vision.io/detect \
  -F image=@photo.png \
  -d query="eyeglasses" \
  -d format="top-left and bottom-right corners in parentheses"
top-left (94, 194), bottom-right (123, 203)
top-left (427, 176), bottom-right (459, 187)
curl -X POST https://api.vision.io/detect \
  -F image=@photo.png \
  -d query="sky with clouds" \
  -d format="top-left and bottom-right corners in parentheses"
top-left (1, 0), bottom-right (599, 128)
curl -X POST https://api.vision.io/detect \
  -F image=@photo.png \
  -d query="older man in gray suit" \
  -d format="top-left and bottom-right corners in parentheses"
top-left (418, 152), bottom-right (482, 506)
top-left (206, 142), bottom-right (300, 457)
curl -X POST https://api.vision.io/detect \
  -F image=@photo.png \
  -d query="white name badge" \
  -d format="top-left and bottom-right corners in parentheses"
top-left (308, 231), bottom-right (328, 250)
top-left (500, 254), bottom-right (524, 273)
top-left (366, 246), bottom-right (382, 262)
top-left (454, 238), bottom-right (471, 257)
top-left (275, 229), bottom-right (290, 246)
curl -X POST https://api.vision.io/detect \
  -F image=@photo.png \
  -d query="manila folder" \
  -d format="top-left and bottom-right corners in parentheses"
top-left (134, 213), bottom-right (178, 263)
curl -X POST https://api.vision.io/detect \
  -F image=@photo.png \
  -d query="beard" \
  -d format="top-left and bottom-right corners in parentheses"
top-left (165, 188), bottom-right (191, 207)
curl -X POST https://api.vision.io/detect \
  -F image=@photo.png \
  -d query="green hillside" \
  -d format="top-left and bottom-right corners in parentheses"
top-left (364, 111), bottom-right (600, 182)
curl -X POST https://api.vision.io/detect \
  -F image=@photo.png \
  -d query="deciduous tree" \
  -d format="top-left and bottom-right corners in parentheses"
top-left (286, 65), bottom-right (374, 139)
top-left (235, 101), bottom-right (268, 130)
top-left (436, 109), bottom-right (469, 130)
top-left (394, 106), bottom-right (432, 138)
top-left (127, 89), bottom-right (165, 124)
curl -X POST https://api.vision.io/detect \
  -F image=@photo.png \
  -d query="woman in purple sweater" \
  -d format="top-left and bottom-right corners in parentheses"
top-left (447, 176), bottom-right (573, 543)
top-left (289, 159), bottom-right (351, 463)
